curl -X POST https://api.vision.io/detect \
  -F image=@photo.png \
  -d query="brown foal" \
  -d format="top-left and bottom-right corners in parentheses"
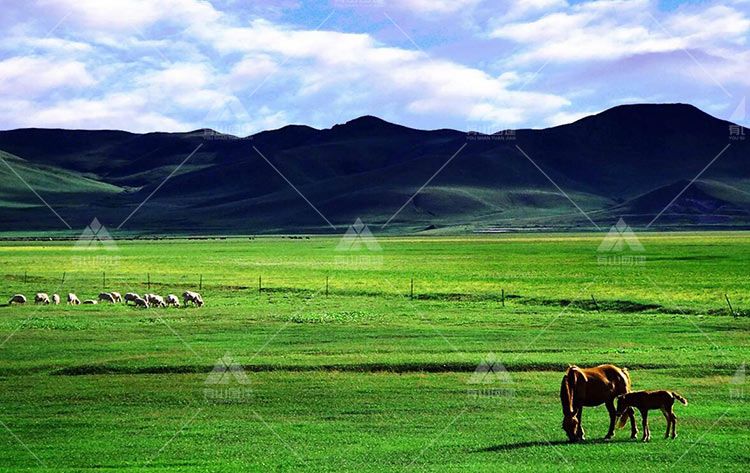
top-left (616, 390), bottom-right (688, 441)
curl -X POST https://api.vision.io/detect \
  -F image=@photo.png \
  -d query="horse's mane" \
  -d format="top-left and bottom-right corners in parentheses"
top-left (621, 367), bottom-right (632, 390)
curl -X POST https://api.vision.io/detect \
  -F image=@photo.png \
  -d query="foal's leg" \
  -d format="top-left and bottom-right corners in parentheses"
top-left (671, 409), bottom-right (678, 439)
top-left (604, 401), bottom-right (617, 440)
top-left (640, 409), bottom-right (650, 442)
top-left (626, 407), bottom-right (638, 439)
top-left (661, 408), bottom-right (671, 438)
top-left (576, 407), bottom-right (585, 441)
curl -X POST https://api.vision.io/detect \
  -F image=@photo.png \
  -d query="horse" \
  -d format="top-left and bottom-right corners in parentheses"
top-left (560, 364), bottom-right (638, 442)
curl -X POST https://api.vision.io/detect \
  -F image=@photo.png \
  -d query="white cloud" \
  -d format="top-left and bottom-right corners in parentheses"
top-left (0, 94), bottom-right (189, 132)
top-left (546, 109), bottom-right (596, 126)
top-left (140, 62), bottom-right (213, 91)
top-left (194, 18), bottom-right (569, 128)
top-left (490, 0), bottom-right (750, 64)
top-left (501, 0), bottom-right (569, 20)
top-left (3, 0), bottom-right (746, 133)
top-left (227, 54), bottom-right (278, 89)
top-left (392, 0), bottom-right (482, 14)
top-left (666, 5), bottom-right (750, 45)
top-left (0, 56), bottom-right (95, 96)
top-left (37, 0), bottom-right (220, 32)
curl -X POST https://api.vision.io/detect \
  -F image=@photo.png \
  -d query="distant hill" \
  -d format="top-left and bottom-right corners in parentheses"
top-left (0, 103), bottom-right (748, 235)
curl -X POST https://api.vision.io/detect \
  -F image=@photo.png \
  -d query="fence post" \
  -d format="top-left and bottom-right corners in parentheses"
top-left (725, 294), bottom-right (736, 317)
top-left (326, 275), bottom-right (329, 297)
top-left (102, 271), bottom-right (106, 289)
top-left (24, 271), bottom-right (27, 284)
top-left (258, 275), bottom-right (262, 295)
top-left (199, 274), bottom-right (203, 291)
top-left (61, 272), bottom-right (66, 285)
top-left (410, 277), bottom-right (414, 300)
top-left (147, 273), bottom-right (151, 291)
top-left (502, 288), bottom-right (505, 307)
top-left (591, 294), bottom-right (600, 312)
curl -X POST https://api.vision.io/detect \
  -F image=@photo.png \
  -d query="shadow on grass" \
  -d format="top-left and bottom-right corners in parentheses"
top-left (475, 437), bottom-right (635, 452)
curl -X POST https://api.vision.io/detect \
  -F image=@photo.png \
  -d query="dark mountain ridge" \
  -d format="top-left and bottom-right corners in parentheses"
top-left (0, 103), bottom-right (747, 234)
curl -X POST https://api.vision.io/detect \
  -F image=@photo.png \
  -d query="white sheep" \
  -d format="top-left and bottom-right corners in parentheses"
top-left (8, 294), bottom-right (26, 305)
top-left (146, 294), bottom-right (166, 307)
top-left (98, 292), bottom-right (116, 303)
top-left (35, 293), bottom-right (50, 305)
top-left (110, 292), bottom-right (123, 303)
top-left (134, 297), bottom-right (149, 308)
top-left (67, 293), bottom-right (81, 305)
top-left (124, 293), bottom-right (140, 305)
top-left (182, 291), bottom-right (204, 307)
top-left (165, 294), bottom-right (180, 307)
top-left (52, 294), bottom-right (60, 305)
top-left (82, 300), bottom-right (98, 305)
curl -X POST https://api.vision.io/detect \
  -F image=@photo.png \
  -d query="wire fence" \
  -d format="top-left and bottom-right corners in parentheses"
top-left (1, 271), bottom-right (747, 316)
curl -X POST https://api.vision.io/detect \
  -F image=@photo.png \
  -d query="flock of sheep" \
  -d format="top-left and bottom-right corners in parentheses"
top-left (7, 290), bottom-right (204, 308)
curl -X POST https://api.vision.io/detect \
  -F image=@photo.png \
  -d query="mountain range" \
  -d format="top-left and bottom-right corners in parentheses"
top-left (0, 103), bottom-right (748, 235)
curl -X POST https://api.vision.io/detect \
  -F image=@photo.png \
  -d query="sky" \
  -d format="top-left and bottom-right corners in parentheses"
top-left (0, 0), bottom-right (748, 134)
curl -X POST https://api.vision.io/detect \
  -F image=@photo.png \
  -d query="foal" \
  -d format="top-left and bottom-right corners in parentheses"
top-left (616, 390), bottom-right (688, 441)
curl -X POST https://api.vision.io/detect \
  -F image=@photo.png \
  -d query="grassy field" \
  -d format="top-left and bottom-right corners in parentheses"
top-left (0, 233), bottom-right (748, 471)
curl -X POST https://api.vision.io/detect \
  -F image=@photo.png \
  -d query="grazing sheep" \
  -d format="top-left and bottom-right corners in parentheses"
top-left (52, 294), bottom-right (60, 305)
top-left (124, 293), bottom-right (140, 305)
top-left (146, 294), bottom-right (166, 307)
top-left (8, 294), bottom-right (26, 305)
top-left (182, 291), bottom-right (204, 307)
top-left (35, 293), bottom-right (50, 305)
top-left (67, 293), bottom-right (81, 305)
top-left (134, 297), bottom-right (149, 308)
top-left (98, 292), bottom-right (116, 304)
top-left (165, 294), bottom-right (180, 307)
top-left (110, 292), bottom-right (122, 303)
top-left (82, 299), bottom-right (98, 305)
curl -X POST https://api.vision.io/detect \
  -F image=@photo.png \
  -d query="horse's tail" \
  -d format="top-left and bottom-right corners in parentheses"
top-left (616, 409), bottom-right (629, 429)
top-left (561, 366), bottom-right (580, 414)
top-left (672, 392), bottom-right (688, 406)
top-left (616, 367), bottom-right (632, 429)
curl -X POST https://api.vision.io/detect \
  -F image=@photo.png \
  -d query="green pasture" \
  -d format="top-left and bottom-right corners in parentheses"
top-left (0, 233), bottom-right (748, 471)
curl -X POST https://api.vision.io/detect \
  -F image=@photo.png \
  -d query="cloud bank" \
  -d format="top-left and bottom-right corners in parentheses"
top-left (0, 0), bottom-right (747, 133)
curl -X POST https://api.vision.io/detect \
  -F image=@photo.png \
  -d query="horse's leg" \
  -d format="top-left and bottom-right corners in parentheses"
top-left (671, 409), bottom-right (677, 439)
top-left (640, 409), bottom-right (649, 442)
top-left (627, 407), bottom-right (638, 439)
top-left (576, 407), bottom-right (585, 441)
top-left (604, 401), bottom-right (616, 440)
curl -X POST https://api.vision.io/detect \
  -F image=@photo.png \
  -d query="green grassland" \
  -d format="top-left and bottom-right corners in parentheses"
top-left (0, 233), bottom-right (748, 471)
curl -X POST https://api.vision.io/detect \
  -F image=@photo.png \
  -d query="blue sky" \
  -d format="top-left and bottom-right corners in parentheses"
top-left (0, 0), bottom-right (748, 134)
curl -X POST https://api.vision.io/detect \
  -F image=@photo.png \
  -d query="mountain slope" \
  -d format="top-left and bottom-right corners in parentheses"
top-left (0, 103), bottom-right (747, 234)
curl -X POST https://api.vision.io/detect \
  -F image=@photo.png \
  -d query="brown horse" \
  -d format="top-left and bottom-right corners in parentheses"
top-left (560, 364), bottom-right (638, 442)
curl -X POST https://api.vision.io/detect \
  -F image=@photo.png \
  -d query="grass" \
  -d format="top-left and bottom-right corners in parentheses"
top-left (0, 233), bottom-right (748, 471)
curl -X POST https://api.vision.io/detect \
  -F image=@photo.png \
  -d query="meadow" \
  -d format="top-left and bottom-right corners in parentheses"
top-left (0, 233), bottom-right (748, 472)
